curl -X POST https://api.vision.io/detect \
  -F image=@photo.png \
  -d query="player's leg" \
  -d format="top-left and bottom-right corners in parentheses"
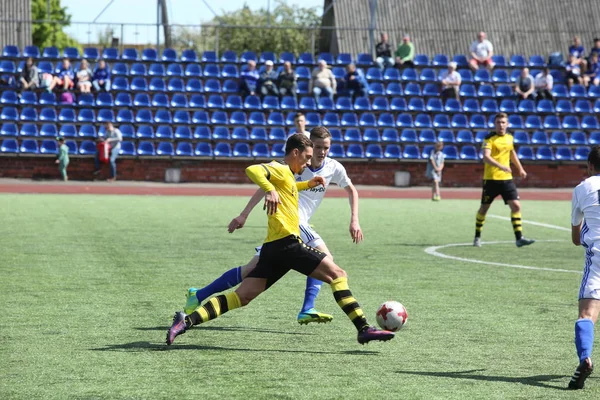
top-left (503, 180), bottom-right (534, 247)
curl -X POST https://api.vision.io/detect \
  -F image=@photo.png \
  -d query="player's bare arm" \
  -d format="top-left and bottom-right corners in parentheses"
top-left (228, 188), bottom-right (265, 233)
top-left (572, 223), bottom-right (582, 246)
top-left (344, 184), bottom-right (364, 243)
top-left (482, 148), bottom-right (511, 173)
top-left (304, 176), bottom-right (326, 188)
top-left (510, 149), bottom-right (527, 178)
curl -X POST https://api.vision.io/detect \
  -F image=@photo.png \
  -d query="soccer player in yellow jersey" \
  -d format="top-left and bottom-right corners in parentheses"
top-left (473, 113), bottom-right (535, 247)
top-left (167, 134), bottom-right (395, 345)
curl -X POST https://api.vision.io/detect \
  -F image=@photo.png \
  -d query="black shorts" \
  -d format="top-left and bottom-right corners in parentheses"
top-left (481, 179), bottom-right (520, 205)
top-left (247, 235), bottom-right (326, 288)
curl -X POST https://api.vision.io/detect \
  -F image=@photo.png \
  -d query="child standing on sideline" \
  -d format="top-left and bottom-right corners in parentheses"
top-left (426, 141), bottom-right (445, 201)
top-left (55, 137), bottom-right (69, 181)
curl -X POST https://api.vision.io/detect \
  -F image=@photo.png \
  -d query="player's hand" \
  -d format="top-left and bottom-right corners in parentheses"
top-left (308, 176), bottom-right (326, 188)
top-left (55, 160), bottom-right (59, 164)
top-left (518, 169), bottom-right (527, 179)
top-left (227, 214), bottom-right (247, 233)
top-left (264, 190), bottom-right (281, 215)
top-left (500, 165), bottom-right (512, 174)
top-left (349, 220), bottom-right (364, 244)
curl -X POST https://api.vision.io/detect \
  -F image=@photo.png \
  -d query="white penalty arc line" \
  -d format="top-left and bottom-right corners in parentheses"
top-left (488, 214), bottom-right (571, 232)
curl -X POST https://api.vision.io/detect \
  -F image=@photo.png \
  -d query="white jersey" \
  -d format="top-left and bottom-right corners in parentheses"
top-left (295, 157), bottom-right (352, 224)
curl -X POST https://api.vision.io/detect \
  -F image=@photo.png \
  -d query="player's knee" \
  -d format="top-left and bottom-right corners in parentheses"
top-left (330, 264), bottom-right (347, 280)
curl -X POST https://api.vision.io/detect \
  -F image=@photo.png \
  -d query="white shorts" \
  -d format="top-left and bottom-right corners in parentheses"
top-left (579, 245), bottom-right (600, 300)
top-left (255, 223), bottom-right (324, 256)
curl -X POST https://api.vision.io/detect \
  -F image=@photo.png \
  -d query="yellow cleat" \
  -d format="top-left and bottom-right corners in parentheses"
top-left (297, 308), bottom-right (333, 325)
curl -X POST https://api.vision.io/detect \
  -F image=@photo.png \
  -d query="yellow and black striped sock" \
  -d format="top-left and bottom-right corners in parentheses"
top-left (475, 213), bottom-right (486, 238)
top-left (331, 277), bottom-right (369, 332)
top-left (511, 212), bottom-right (523, 240)
top-left (185, 292), bottom-right (241, 327)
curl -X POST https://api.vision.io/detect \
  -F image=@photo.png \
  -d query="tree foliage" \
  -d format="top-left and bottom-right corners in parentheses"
top-left (32, 0), bottom-right (81, 51)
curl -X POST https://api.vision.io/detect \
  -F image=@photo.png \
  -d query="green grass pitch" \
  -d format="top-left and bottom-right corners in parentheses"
top-left (0, 193), bottom-right (597, 399)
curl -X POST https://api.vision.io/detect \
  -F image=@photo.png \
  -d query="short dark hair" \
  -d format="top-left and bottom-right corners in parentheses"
top-left (285, 133), bottom-right (313, 155)
top-left (294, 112), bottom-right (305, 121)
top-left (589, 146), bottom-right (600, 171)
top-left (56, 137), bottom-right (64, 142)
top-left (310, 126), bottom-right (331, 140)
top-left (495, 112), bottom-right (508, 121)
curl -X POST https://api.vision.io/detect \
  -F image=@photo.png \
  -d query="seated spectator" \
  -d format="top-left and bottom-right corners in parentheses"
top-left (239, 60), bottom-right (259, 97)
top-left (19, 57), bottom-right (39, 91)
top-left (565, 54), bottom-right (583, 88)
top-left (515, 68), bottom-right (535, 102)
top-left (310, 60), bottom-right (336, 102)
top-left (439, 61), bottom-right (461, 102)
top-left (375, 32), bottom-right (394, 70)
top-left (584, 53), bottom-right (600, 87)
top-left (569, 36), bottom-right (587, 72)
top-left (258, 60), bottom-right (279, 97)
top-left (49, 58), bottom-right (74, 92)
top-left (92, 59), bottom-right (111, 92)
top-left (468, 31), bottom-right (495, 71)
top-left (278, 61), bottom-right (297, 101)
top-left (343, 63), bottom-right (368, 100)
top-left (534, 68), bottom-right (554, 101)
top-left (394, 35), bottom-right (415, 68)
top-left (589, 38), bottom-right (600, 62)
top-left (76, 59), bottom-right (93, 93)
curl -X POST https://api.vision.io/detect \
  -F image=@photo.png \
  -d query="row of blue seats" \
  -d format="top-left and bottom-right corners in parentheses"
top-left (1, 45), bottom-right (554, 68)
top-left (0, 138), bottom-right (590, 161)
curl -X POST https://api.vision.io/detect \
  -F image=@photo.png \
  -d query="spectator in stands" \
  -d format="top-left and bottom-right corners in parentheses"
top-left (293, 112), bottom-right (308, 136)
top-left (375, 32), bottom-right (394, 70)
top-left (343, 63), bottom-right (368, 100)
top-left (589, 38), bottom-right (600, 60)
top-left (19, 57), bottom-right (39, 91)
top-left (565, 54), bottom-right (583, 88)
top-left (93, 121), bottom-right (122, 182)
top-left (239, 60), bottom-right (259, 97)
top-left (468, 31), bottom-right (495, 71)
top-left (583, 53), bottom-right (600, 87)
top-left (258, 60), bottom-right (279, 98)
top-left (92, 59), bottom-right (111, 92)
top-left (514, 68), bottom-right (535, 102)
top-left (534, 68), bottom-right (554, 101)
top-left (48, 58), bottom-right (74, 92)
top-left (76, 59), bottom-right (93, 93)
top-left (55, 137), bottom-right (69, 181)
top-left (394, 35), bottom-right (415, 68)
top-left (310, 60), bottom-right (336, 103)
top-left (439, 61), bottom-right (461, 102)
top-left (278, 61), bottom-right (297, 101)
top-left (569, 36), bottom-right (587, 72)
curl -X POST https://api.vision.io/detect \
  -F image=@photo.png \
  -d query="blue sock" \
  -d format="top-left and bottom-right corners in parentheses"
top-left (195, 266), bottom-right (243, 304)
top-left (575, 318), bottom-right (595, 362)
top-left (300, 277), bottom-right (323, 313)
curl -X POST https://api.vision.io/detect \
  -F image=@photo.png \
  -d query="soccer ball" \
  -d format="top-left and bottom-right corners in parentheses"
top-left (376, 301), bottom-right (408, 332)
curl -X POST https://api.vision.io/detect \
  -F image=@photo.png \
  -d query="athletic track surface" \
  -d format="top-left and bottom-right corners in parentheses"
top-left (0, 179), bottom-right (571, 200)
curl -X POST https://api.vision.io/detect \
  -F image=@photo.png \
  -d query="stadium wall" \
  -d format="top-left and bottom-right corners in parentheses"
top-left (0, 157), bottom-right (586, 188)
top-left (0, 0), bottom-right (31, 50)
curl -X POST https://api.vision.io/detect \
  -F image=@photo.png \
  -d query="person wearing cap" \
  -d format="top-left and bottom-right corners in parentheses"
top-left (440, 62), bottom-right (462, 102)
top-left (394, 35), bottom-right (415, 68)
top-left (259, 60), bottom-right (279, 98)
top-left (55, 137), bottom-right (69, 181)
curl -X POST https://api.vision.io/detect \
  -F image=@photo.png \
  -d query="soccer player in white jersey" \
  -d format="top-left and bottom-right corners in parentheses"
top-left (569, 146), bottom-right (600, 390)
top-left (183, 126), bottom-right (363, 324)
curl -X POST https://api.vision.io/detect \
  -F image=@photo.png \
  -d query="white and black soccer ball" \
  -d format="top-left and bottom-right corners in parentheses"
top-left (376, 301), bottom-right (408, 332)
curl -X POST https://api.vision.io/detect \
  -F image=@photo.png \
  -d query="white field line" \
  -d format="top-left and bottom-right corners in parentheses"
top-left (487, 214), bottom-right (571, 232)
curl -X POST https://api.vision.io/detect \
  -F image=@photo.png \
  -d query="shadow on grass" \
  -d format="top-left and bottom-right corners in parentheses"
top-left (395, 369), bottom-right (572, 390)
top-left (91, 341), bottom-right (380, 356)
top-left (134, 326), bottom-right (316, 336)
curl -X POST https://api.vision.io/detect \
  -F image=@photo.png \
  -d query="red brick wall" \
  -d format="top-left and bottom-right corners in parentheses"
top-left (0, 156), bottom-right (588, 188)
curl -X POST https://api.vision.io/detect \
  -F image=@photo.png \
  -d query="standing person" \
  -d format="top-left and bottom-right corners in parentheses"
top-left (534, 68), bottom-right (554, 101)
top-left (426, 142), bottom-right (445, 201)
top-left (258, 60), bottom-right (279, 97)
top-left (93, 122), bottom-right (122, 181)
top-left (292, 112), bottom-right (308, 136)
top-left (473, 113), bottom-right (535, 248)
top-left (278, 61), bottom-right (297, 102)
top-left (394, 35), bottom-right (415, 68)
top-left (76, 59), bottom-right (93, 93)
top-left (568, 146), bottom-right (600, 390)
top-left (182, 127), bottom-right (364, 325)
top-left (55, 137), bottom-right (69, 181)
top-left (375, 32), bottom-right (394, 70)
top-left (439, 62), bottom-right (461, 102)
top-left (167, 133), bottom-right (393, 345)
top-left (310, 60), bottom-right (336, 103)
top-left (468, 31), bottom-right (495, 71)
top-left (19, 57), bottom-right (39, 91)
top-left (92, 59), bottom-right (111, 92)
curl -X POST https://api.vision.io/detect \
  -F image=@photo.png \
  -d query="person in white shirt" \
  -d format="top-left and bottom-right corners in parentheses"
top-left (468, 31), bottom-right (495, 71)
top-left (182, 126), bottom-right (364, 325)
top-left (440, 61), bottom-right (461, 102)
top-left (568, 146), bottom-right (600, 390)
top-left (534, 68), bottom-right (554, 101)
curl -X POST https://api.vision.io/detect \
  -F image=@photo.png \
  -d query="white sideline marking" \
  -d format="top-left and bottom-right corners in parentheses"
top-left (488, 214), bottom-right (571, 232)
top-left (424, 240), bottom-right (580, 274)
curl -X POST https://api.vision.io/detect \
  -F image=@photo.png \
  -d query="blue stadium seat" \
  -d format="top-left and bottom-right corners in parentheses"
top-left (356, 53), bottom-right (374, 67)
top-left (507, 115), bottom-right (524, 129)
top-left (491, 55), bottom-right (506, 67)
top-left (396, 113), bottom-right (414, 128)
top-left (132, 93), bottom-right (150, 108)
top-left (149, 77), bottom-right (166, 92)
top-left (299, 96), bottom-right (316, 111)
top-left (316, 97), bottom-right (334, 111)
top-left (575, 146), bottom-right (591, 160)
top-left (383, 128), bottom-right (400, 143)
top-left (19, 139), bottom-right (38, 154)
top-left (22, 45), bottom-right (40, 59)
top-left (589, 85), bottom-right (600, 99)
top-left (1, 45), bottom-right (18, 58)
top-left (418, 129), bottom-right (436, 143)
top-left (463, 98), bottom-right (480, 113)
top-left (549, 131), bottom-right (568, 145)
top-left (493, 85), bottom-right (511, 98)
top-left (248, 111), bottom-right (266, 126)
top-left (135, 109), bottom-right (153, 125)
top-left (96, 109), bottom-right (114, 123)
top-left (296, 52), bottom-right (314, 65)
top-left (459, 145), bottom-right (478, 160)
top-left (267, 112), bottom-right (285, 126)
top-left (219, 50), bottom-right (237, 64)
top-left (364, 144), bottom-right (382, 158)
top-left (229, 111), bottom-right (247, 126)
top-left (110, 76), bottom-right (128, 91)
top-left (20, 107), bottom-right (38, 122)
top-left (471, 114), bottom-right (489, 129)
top-left (0, 90), bottom-right (17, 105)
top-left (211, 111), bottom-right (228, 125)
top-left (170, 93), bottom-right (188, 108)
top-left (535, 146), bottom-right (554, 160)
top-left (186, 78), bottom-right (203, 93)
top-left (570, 131), bottom-right (588, 145)
top-left (425, 98), bottom-right (443, 113)
top-left (296, 80), bottom-right (309, 95)
top-left (438, 130), bottom-right (456, 143)
top-left (37, 60), bottom-right (53, 75)
top-left (341, 112), bottom-right (359, 127)
top-left (459, 69), bottom-right (473, 83)
top-left (390, 97), bottom-right (407, 112)
top-left (433, 114), bottom-right (451, 129)
top-left (120, 48), bottom-right (138, 61)
top-left (382, 144), bottom-right (400, 159)
top-left (130, 77), bottom-right (148, 91)
top-left (280, 96), bottom-right (297, 111)
top-left (344, 128), bottom-right (362, 142)
top-left (562, 115), bottom-right (581, 130)
top-left (119, 124), bottom-right (135, 139)
top-left (403, 83), bottom-right (420, 97)
top-left (1, 122), bottom-right (18, 136)
top-left (166, 63), bottom-right (184, 77)
top-left (64, 140), bottom-right (77, 154)
top-left (456, 130), bottom-right (474, 143)
top-left (194, 142), bottom-right (213, 157)
top-left (240, 51), bottom-right (257, 64)
top-left (509, 54), bottom-right (526, 68)
top-left (250, 143), bottom-right (269, 158)
top-left (1, 106), bottom-right (18, 121)
top-left (112, 92), bottom-right (130, 108)
top-left (366, 67), bottom-right (383, 81)
top-left (241, 95), bottom-right (260, 111)
top-left (181, 49), bottom-right (198, 63)
top-left (528, 55), bottom-right (545, 67)
top-left (268, 127), bottom-right (286, 141)
top-left (173, 141), bottom-right (193, 157)
top-left (403, 144), bottom-right (420, 159)
top-left (442, 145), bottom-right (458, 160)
top-left (525, 115), bottom-right (542, 130)
top-left (207, 94), bottom-right (225, 109)
top-left (419, 68), bottom-right (436, 82)
top-left (407, 97), bottom-right (425, 112)
top-left (184, 63), bottom-right (202, 77)
top-left (322, 112), bottom-right (340, 127)
top-left (203, 63), bottom-right (220, 78)
top-left (95, 92), bottom-right (113, 108)
top-left (149, 63), bottom-right (166, 77)
top-left (214, 142), bottom-right (232, 157)
top-left (135, 141), bottom-right (155, 156)
top-left (401, 68), bottom-right (418, 82)
top-left (42, 46), bottom-right (59, 59)
top-left (38, 92), bottom-right (56, 106)
top-left (383, 68), bottom-right (400, 82)
top-left (459, 84), bottom-right (476, 98)
top-left (203, 79), bottom-right (221, 93)
top-left (475, 130), bottom-right (490, 143)
top-left (423, 83), bottom-right (439, 97)
top-left (377, 113), bottom-right (395, 128)
top-left (536, 99), bottom-right (555, 113)
top-left (346, 143), bottom-right (364, 158)
top-left (194, 126), bottom-right (211, 140)
top-left (75, 140), bottom-right (94, 155)
top-left (173, 110), bottom-right (191, 125)
top-left (552, 84), bottom-right (569, 99)
top-left (555, 99), bottom-right (574, 114)
top-left (141, 48), bottom-right (157, 62)
top-left (453, 54), bottom-right (469, 68)
top-left (541, 115), bottom-right (559, 130)
top-left (570, 84), bottom-right (588, 99)
top-left (358, 113), bottom-right (376, 127)
top-left (278, 51), bottom-right (295, 64)
top-left (413, 54), bottom-right (429, 67)
top-left (115, 109), bottom-right (133, 124)
top-left (590, 132), bottom-right (600, 145)
top-left (130, 63), bottom-right (147, 76)
top-left (189, 94), bottom-right (207, 109)
top-left (154, 110), bottom-right (172, 124)
top-left (517, 99), bottom-right (535, 114)
top-left (474, 69), bottom-right (491, 83)
top-left (77, 124), bottom-right (96, 138)
top-left (267, 142), bottom-right (283, 158)
top-left (326, 143), bottom-right (344, 158)
top-left (192, 111), bottom-right (209, 125)
top-left (362, 128), bottom-right (381, 143)
top-left (231, 127), bottom-right (249, 141)
top-left (531, 130), bottom-right (549, 145)
top-left (155, 125), bottom-right (173, 140)
top-left (386, 82), bottom-right (403, 96)
top-left (110, 63), bottom-right (128, 77)
top-left (19, 91), bottom-right (37, 105)
top-left (150, 93), bottom-right (168, 108)
top-left (39, 139), bottom-right (58, 154)
top-left (367, 82), bottom-right (385, 96)
top-left (480, 99), bottom-right (499, 113)
top-left (583, 116), bottom-right (600, 130)
top-left (451, 114), bottom-right (469, 129)
top-left (414, 114), bottom-right (432, 128)
top-left (399, 129), bottom-right (416, 143)
top-left (212, 126), bottom-right (230, 140)
top-left (0, 138), bottom-right (18, 153)
top-left (516, 146), bottom-right (534, 160)
top-left (39, 124), bottom-right (57, 138)
top-left (477, 85), bottom-right (495, 100)
top-left (575, 99), bottom-right (592, 114)
top-left (432, 54), bottom-right (449, 67)
top-left (444, 98), bottom-right (462, 113)
top-left (172, 126), bottom-right (192, 140)
top-left (161, 48), bottom-right (178, 63)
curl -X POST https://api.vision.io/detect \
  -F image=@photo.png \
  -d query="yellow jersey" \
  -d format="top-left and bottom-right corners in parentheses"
top-left (245, 161), bottom-right (311, 243)
top-left (482, 133), bottom-right (514, 180)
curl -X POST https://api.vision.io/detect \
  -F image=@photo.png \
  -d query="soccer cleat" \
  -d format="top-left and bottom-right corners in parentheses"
top-left (166, 311), bottom-right (188, 345)
top-left (183, 287), bottom-right (200, 315)
top-left (568, 357), bottom-right (593, 390)
top-left (516, 237), bottom-right (535, 247)
top-left (297, 308), bottom-right (333, 325)
top-left (357, 326), bottom-right (395, 344)
top-left (473, 237), bottom-right (481, 247)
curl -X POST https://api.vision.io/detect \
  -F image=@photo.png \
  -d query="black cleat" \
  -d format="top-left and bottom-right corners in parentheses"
top-left (516, 237), bottom-right (535, 247)
top-left (568, 357), bottom-right (593, 390)
top-left (166, 311), bottom-right (188, 345)
top-left (357, 326), bottom-right (395, 344)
